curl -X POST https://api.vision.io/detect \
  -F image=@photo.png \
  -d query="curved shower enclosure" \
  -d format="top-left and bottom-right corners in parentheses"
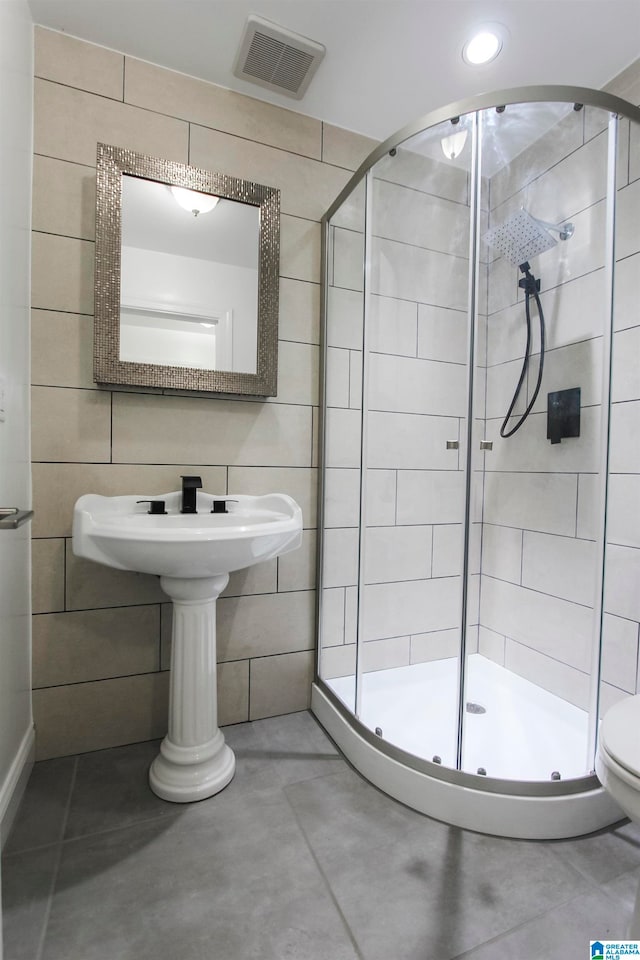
top-left (313, 86), bottom-right (640, 839)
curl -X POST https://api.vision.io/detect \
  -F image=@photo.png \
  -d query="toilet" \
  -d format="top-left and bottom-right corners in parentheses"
top-left (596, 695), bottom-right (640, 938)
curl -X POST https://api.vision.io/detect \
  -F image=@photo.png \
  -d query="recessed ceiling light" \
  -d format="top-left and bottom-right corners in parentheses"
top-left (462, 28), bottom-right (503, 66)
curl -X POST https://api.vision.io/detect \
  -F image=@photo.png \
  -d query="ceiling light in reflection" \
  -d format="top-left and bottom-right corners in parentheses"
top-left (441, 129), bottom-right (468, 160)
top-left (170, 186), bottom-right (220, 217)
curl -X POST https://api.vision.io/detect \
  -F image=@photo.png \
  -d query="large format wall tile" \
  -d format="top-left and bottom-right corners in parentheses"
top-left (216, 590), bottom-right (315, 661)
top-left (604, 543), bottom-right (640, 622)
top-left (33, 606), bottom-right (160, 687)
top-left (396, 470), bottom-right (464, 526)
top-left (111, 392), bottom-right (312, 466)
top-left (32, 463), bottom-right (227, 539)
top-left (228, 466), bottom-right (318, 529)
top-left (612, 325), bottom-right (640, 403)
top-left (522, 532), bottom-right (597, 607)
top-left (32, 538), bottom-right (65, 614)
top-left (32, 155), bottom-right (96, 241)
top-left (33, 673), bottom-right (170, 760)
top-left (280, 215), bottom-right (322, 283)
top-left (125, 56), bottom-right (322, 159)
top-left (364, 526), bottom-right (432, 584)
top-left (480, 577), bottom-right (593, 673)
top-left (35, 78), bottom-right (189, 167)
top-left (272, 340), bottom-right (319, 406)
top-left (367, 411), bottom-right (460, 470)
top-left (482, 472), bottom-right (578, 538)
top-left (372, 178), bottom-right (470, 258)
top-left (601, 613), bottom-right (640, 694)
top-left (35, 26), bottom-right (124, 100)
top-left (279, 277), bottom-right (320, 345)
top-left (490, 108), bottom-right (584, 211)
top-left (504, 638), bottom-right (590, 710)
top-left (322, 123), bottom-right (377, 171)
top-left (32, 386), bottom-right (111, 463)
top-left (610, 400), bottom-right (640, 473)
top-left (607, 474), bottom-right (640, 548)
top-left (249, 650), bottom-right (314, 720)
top-left (31, 233), bottom-right (94, 315)
top-left (368, 353), bottom-right (466, 417)
top-left (65, 544), bottom-right (166, 611)
top-left (480, 524), bottom-right (523, 585)
top-left (28, 31), bottom-right (370, 757)
top-left (190, 124), bottom-right (349, 222)
top-left (362, 577), bottom-right (460, 642)
top-left (31, 310), bottom-right (94, 389)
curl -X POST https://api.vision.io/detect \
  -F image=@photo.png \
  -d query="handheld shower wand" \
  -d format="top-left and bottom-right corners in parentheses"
top-left (483, 208), bottom-right (574, 438)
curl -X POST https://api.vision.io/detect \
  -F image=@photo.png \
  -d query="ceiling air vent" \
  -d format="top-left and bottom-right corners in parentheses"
top-left (233, 15), bottom-right (325, 100)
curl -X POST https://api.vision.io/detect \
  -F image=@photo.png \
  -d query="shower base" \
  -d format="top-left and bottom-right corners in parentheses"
top-left (312, 654), bottom-right (622, 839)
top-left (327, 653), bottom-right (589, 782)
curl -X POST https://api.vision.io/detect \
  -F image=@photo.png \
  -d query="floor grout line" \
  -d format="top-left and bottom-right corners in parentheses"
top-left (34, 756), bottom-right (78, 960)
top-left (282, 783), bottom-right (367, 960)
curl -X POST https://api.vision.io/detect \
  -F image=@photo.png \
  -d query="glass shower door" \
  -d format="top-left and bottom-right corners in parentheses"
top-left (355, 118), bottom-right (476, 767)
top-left (318, 179), bottom-right (367, 713)
top-left (461, 101), bottom-right (613, 782)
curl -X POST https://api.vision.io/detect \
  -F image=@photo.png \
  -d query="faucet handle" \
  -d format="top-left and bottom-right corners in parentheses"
top-left (211, 499), bottom-right (238, 514)
top-left (180, 475), bottom-right (202, 489)
top-left (136, 500), bottom-right (167, 515)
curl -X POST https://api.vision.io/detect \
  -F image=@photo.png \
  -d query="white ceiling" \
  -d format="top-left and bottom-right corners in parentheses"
top-left (27, 0), bottom-right (640, 141)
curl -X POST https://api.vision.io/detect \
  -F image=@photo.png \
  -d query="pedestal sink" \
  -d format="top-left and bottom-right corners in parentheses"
top-left (72, 491), bottom-right (303, 802)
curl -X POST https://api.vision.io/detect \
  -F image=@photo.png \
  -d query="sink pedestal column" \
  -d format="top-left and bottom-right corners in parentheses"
top-left (149, 574), bottom-right (236, 802)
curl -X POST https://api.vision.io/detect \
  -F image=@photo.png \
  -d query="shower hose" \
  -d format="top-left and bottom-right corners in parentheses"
top-left (499, 260), bottom-right (546, 438)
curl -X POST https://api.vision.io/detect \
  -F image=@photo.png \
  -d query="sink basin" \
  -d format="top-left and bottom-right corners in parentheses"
top-left (73, 491), bottom-right (303, 578)
top-left (71, 490), bottom-right (303, 804)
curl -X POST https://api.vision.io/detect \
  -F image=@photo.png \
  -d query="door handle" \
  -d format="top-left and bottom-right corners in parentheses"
top-left (0, 508), bottom-right (34, 529)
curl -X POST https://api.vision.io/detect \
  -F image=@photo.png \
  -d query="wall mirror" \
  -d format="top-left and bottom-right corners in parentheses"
top-left (94, 143), bottom-right (280, 396)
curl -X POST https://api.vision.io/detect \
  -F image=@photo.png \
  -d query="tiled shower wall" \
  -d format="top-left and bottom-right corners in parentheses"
top-left (320, 150), bottom-right (477, 679)
top-left (319, 71), bottom-right (640, 717)
top-left (479, 101), bottom-right (640, 714)
top-left (30, 26), bottom-right (376, 760)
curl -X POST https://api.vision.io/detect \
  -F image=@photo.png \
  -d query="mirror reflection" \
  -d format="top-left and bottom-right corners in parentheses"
top-left (93, 143), bottom-right (280, 396)
top-left (120, 176), bottom-right (260, 374)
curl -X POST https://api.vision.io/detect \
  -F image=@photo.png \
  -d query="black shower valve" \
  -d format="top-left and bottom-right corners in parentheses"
top-left (547, 387), bottom-right (581, 445)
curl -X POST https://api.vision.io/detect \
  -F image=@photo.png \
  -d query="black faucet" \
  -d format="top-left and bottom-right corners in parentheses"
top-left (180, 475), bottom-right (202, 514)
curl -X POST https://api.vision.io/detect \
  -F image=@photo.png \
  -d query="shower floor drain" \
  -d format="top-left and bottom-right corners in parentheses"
top-left (466, 701), bottom-right (487, 715)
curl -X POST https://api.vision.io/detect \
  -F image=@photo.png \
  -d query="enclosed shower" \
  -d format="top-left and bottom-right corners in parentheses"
top-left (312, 87), bottom-right (640, 838)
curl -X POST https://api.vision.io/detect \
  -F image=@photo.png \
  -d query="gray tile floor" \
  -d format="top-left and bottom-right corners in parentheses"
top-left (2, 710), bottom-right (639, 960)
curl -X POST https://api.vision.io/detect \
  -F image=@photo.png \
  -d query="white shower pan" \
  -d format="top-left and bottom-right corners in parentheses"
top-left (312, 655), bottom-right (622, 839)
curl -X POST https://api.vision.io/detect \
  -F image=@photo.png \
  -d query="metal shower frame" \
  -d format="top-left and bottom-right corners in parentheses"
top-left (314, 86), bottom-right (640, 803)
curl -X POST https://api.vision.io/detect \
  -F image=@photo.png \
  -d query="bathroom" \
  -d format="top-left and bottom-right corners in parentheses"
top-left (1, 0), bottom-right (640, 956)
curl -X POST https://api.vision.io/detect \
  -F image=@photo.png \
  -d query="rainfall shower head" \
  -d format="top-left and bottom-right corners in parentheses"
top-left (483, 208), bottom-right (574, 267)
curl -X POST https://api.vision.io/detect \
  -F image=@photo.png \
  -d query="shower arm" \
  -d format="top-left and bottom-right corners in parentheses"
top-left (529, 214), bottom-right (575, 241)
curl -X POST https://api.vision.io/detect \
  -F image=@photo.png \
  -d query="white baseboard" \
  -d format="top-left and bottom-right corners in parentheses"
top-left (0, 724), bottom-right (35, 850)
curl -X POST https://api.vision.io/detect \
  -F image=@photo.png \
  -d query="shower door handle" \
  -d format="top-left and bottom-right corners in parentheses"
top-left (0, 508), bottom-right (34, 530)
top-left (446, 440), bottom-right (459, 450)
top-left (480, 441), bottom-right (493, 451)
